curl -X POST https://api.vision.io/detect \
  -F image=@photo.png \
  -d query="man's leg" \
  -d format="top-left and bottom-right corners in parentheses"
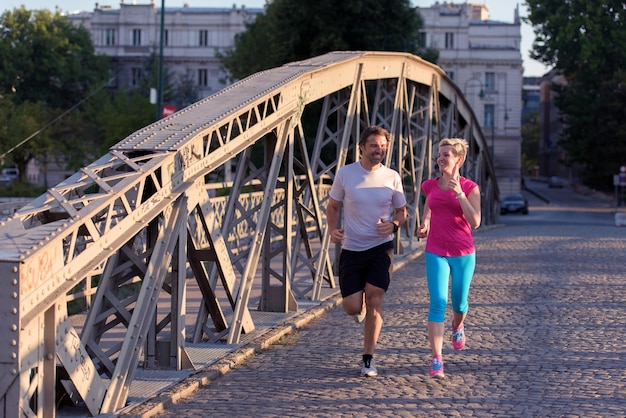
top-left (363, 282), bottom-right (385, 354)
top-left (342, 290), bottom-right (364, 316)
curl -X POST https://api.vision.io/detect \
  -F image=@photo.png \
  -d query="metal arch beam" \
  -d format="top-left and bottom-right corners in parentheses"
top-left (0, 51), bottom-right (498, 416)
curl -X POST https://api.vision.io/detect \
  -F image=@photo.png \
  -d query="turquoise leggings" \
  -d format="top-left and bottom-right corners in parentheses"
top-left (425, 251), bottom-right (476, 323)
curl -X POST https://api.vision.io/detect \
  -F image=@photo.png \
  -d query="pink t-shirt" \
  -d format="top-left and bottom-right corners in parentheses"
top-left (422, 176), bottom-right (477, 256)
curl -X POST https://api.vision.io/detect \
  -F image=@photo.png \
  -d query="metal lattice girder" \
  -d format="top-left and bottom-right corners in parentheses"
top-left (0, 51), bottom-right (499, 416)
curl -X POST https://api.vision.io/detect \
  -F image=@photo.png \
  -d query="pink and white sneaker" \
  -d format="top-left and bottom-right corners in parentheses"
top-left (451, 319), bottom-right (466, 350)
top-left (430, 355), bottom-right (444, 378)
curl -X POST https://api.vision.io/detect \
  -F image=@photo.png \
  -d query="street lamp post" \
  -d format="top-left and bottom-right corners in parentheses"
top-left (617, 165), bottom-right (626, 206)
top-left (491, 123), bottom-right (495, 162)
top-left (156, 0), bottom-right (165, 121)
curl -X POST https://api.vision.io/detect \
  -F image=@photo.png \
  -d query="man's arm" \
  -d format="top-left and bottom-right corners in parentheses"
top-left (392, 206), bottom-right (407, 230)
top-left (326, 197), bottom-right (344, 243)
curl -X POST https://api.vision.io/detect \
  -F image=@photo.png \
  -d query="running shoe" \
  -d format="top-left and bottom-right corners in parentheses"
top-left (451, 319), bottom-right (466, 350)
top-left (353, 305), bottom-right (366, 323)
top-left (360, 358), bottom-right (378, 377)
top-left (430, 356), bottom-right (444, 378)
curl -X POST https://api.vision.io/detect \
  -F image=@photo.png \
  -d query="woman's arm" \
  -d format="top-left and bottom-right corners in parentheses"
top-left (417, 201), bottom-right (431, 238)
top-left (456, 187), bottom-right (481, 229)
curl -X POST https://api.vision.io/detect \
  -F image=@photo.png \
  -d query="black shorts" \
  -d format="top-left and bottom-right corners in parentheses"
top-left (338, 241), bottom-right (394, 297)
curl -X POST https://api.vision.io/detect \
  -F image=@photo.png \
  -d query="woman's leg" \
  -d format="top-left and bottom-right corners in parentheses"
top-left (425, 252), bottom-right (450, 356)
top-left (449, 253), bottom-right (476, 329)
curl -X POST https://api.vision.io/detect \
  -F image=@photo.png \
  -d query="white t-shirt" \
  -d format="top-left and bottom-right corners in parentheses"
top-left (329, 161), bottom-right (406, 251)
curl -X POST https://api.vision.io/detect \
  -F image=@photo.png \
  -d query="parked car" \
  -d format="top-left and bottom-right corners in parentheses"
top-left (500, 194), bottom-right (529, 215)
top-left (0, 167), bottom-right (18, 185)
top-left (548, 176), bottom-right (565, 188)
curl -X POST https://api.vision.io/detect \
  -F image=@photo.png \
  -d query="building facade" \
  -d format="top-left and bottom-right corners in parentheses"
top-left (69, 1), bottom-right (262, 109)
top-left (417, 2), bottom-right (523, 195)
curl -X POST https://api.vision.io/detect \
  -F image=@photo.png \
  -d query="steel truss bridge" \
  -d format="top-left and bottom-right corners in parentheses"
top-left (0, 51), bottom-right (498, 416)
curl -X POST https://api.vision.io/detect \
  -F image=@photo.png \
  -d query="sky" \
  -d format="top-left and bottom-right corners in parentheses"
top-left (1, 0), bottom-right (551, 77)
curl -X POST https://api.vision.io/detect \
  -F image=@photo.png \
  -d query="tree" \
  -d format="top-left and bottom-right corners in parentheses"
top-left (521, 112), bottom-right (539, 176)
top-left (173, 69), bottom-right (201, 110)
top-left (0, 7), bottom-right (110, 184)
top-left (0, 98), bottom-right (50, 183)
top-left (220, 0), bottom-right (438, 81)
top-left (0, 7), bottom-right (109, 108)
top-left (525, 1), bottom-right (626, 189)
top-left (93, 89), bottom-right (156, 154)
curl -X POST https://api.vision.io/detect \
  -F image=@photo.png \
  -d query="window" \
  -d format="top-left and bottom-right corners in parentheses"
top-left (164, 29), bottom-right (169, 46)
top-left (106, 68), bottom-right (116, 87)
top-left (198, 69), bottom-right (208, 86)
top-left (485, 72), bottom-right (496, 92)
top-left (417, 32), bottom-right (427, 48)
top-left (445, 32), bottom-right (454, 49)
top-left (105, 28), bottom-right (116, 46)
top-left (199, 30), bottom-right (208, 46)
top-left (448, 71), bottom-right (455, 81)
top-left (484, 104), bottom-right (494, 128)
top-left (131, 68), bottom-right (143, 86)
top-left (132, 29), bottom-right (142, 46)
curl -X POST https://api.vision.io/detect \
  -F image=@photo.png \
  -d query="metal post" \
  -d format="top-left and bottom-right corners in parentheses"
top-left (491, 123), bottom-right (495, 161)
top-left (156, 0), bottom-right (165, 120)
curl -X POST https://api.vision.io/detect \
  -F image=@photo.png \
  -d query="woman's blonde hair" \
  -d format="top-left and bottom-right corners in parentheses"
top-left (439, 138), bottom-right (469, 165)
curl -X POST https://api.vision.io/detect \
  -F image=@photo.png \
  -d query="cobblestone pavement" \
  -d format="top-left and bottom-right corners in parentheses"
top-left (143, 218), bottom-right (626, 418)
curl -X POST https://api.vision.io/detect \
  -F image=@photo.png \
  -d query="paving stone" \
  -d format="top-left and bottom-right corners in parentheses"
top-left (125, 219), bottom-right (626, 418)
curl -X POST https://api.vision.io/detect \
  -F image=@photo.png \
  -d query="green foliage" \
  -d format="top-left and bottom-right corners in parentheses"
top-left (219, 0), bottom-right (437, 81)
top-left (0, 97), bottom-right (50, 181)
top-left (0, 7), bottom-right (111, 184)
top-left (92, 89), bottom-right (156, 153)
top-left (0, 7), bottom-right (109, 108)
top-left (173, 69), bottom-right (200, 110)
top-left (525, 0), bottom-right (626, 190)
top-left (0, 180), bottom-right (46, 197)
top-left (521, 112), bottom-right (539, 174)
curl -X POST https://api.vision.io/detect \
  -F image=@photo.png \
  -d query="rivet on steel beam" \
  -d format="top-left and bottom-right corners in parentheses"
top-left (11, 340), bottom-right (17, 346)
top-left (11, 353), bottom-right (16, 359)
top-left (13, 266), bottom-right (18, 273)
top-left (11, 369), bottom-right (17, 375)
top-left (11, 324), bottom-right (18, 331)
top-left (12, 292), bottom-right (17, 299)
top-left (12, 279), bottom-right (17, 285)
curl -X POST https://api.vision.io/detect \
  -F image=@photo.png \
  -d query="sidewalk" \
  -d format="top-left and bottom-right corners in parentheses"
top-left (125, 220), bottom-right (626, 418)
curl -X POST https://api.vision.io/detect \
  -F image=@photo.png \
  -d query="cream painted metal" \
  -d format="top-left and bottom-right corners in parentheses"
top-left (0, 51), bottom-right (498, 416)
